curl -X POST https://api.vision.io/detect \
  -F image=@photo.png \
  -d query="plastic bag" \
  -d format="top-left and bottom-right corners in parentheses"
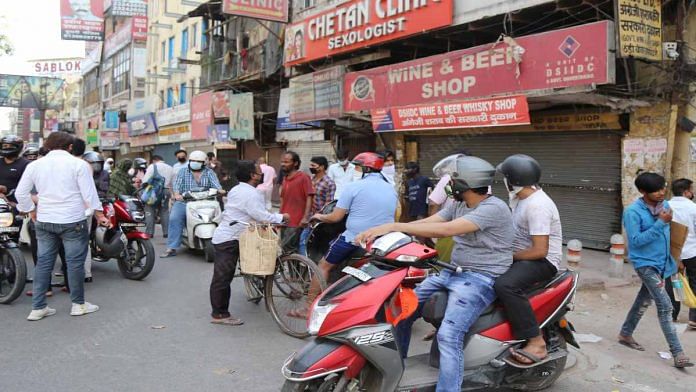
top-left (680, 273), bottom-right (696, 309)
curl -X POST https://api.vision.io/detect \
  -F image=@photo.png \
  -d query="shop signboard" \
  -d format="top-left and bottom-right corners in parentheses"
top-left (129, 132), bottom-right (158, 147)
top-left (191, 91), bottom-right (213, 140)
top-left (60, 0), bottom-right (104, 41)
top-left (277, 88), bottom-right (321, 130)
top-left (105, 111), bottom-right (120, 130)
top-left (344, 21), bottom-right (615, 112)
top-left (531, 112), bottom-right (623, 131)
top-left (127, 113), bottom-right (157, 136)
top-left (111, 0), bottom-right (148, 17)
top-left (85, 128), bottom-right (99, 145)
top-left (616, 0), bottom-right (662, 61)
top-left (207, 124), bottom-right (230, 143)
top-left (99, 130), bottom-right (120, 150)
top-left (223, 0), bottom-right (288, 23)
top-left (289, 66), bottom-right (344, 123)
top-left (127, 96), bottom-right (158, 119)
top-left (371, 95), bottom-right (530, 132)
top-left (156, 103), bottom-right (190, 127)
top-left (284, 0), bottom-right (452, 66)
top-left (158, 125), bottom-right (191, 143)
top-left (132, 16), bottom-right (148, 42)
top-left (104, 18), bottom-right (133, 59)
top-left (228, 93), bottom-right (254, 140)
top-left (212, 91), bottom-right (231, 119)
top-left (0, 75), bottom-right (65, 110)
top-left (31, 59), bottom-right (82, 76)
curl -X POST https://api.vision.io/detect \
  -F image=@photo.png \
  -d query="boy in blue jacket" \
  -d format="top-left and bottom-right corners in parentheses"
top-left (618, 172), bottom-right (693, 368)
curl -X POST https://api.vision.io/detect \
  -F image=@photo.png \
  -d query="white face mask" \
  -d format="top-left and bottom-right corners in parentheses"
top-left (339, 159), bottom-right (349, 166)
top-left (127, 168), bottom-right (135, 176)
top-left (504, 177), bottom-right (525, 210)
top-left (382, 165), bottom-right (396, 177)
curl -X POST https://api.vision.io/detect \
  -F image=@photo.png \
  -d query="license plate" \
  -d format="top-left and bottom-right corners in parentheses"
top-left (0, 226), bottom-right (19, 233)
top-left (342, 266), bottom-right (372, 282)
top-left (120, 223), bottom-right (146, 228)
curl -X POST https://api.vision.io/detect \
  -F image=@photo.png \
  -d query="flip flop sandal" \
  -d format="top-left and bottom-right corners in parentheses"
top-left (503, 349), bottom-right (550, 369)
top-left (675, 354), bottom-right (695, 368)
top-left (210, 317), bottom-right (244, 326)
top-left (618, 340), bottom-right (645, 351)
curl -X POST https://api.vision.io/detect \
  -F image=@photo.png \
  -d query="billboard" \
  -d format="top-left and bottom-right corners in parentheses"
top-left (229, 93), bottom-right (254, 140)
top-left (111, 0), bottom-right (148, 17)
top-left (191, 91), bottom-right (213, 140)
top-left (0, 75), bottom-right (65, 110)
top-left (223, 0), bottom-right (288, 23)
top-left (60, 0), bottom-right (104, 41)
top-left (277, 88), bottom-right (321, 130)
top-left (344, 21), bottom-right (614, 111)
top-left (31, 59), bottom-right (82, 76)
top-left (289, 66), bottom-right (344, 123)
top-left (616, 0), bottom-right (662, 61)
top-left (284, 0), bottom-right (452, 66)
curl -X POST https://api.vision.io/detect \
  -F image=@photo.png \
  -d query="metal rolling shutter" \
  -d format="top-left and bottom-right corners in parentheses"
top-left (417, 132), bottom-right (622, 249)
top-left (287, 141), bottom-right (336, 171)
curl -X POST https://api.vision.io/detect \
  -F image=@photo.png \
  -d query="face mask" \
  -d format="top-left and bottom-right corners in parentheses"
top-left (382, 165), bottom-right (395, 177)
top-left (504, 178), bottom-right (525, 210)
top-left (309, 167), bottom-right (318, 175)
top-left (189, 161), bottom-right (203, 171)
top-left (209, 163), bottom-right (216, 168)
top-left (127, 168), bottom-right (135, 176)
top-left (91, 163), bottom-right (103, 173)
top-left (339, 159), bottom-right (349, 165)
top-left (177, 157), bottom-right (187, 163)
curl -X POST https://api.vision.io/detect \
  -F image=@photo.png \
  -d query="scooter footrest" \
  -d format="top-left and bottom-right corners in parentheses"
top-left (501, 348), bottom-right (568, 369)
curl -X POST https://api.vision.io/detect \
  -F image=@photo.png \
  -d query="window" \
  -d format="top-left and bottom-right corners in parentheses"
top-left (180, 82), bottom-right (187, 104)
top-left (192, 23), bottom-right (198, 48)
top-left (112, 46), bottom-right (131, 95)
top-left (161, 41), bottom-right (166, 64)
top-left (159, 90), bottom-right (165, 109)
top-left (168, 36), bottom-right (175, 63)
top-left (103, 83), bottom-right (110, 98)
top-left (181, 28), bottom-right (189, 55)
top-left (302, 0), bottom-right (315, 9)
top-left (202, 19), bottom-right (208, 49)
top-left (167, 87), bottom-right (174, 108)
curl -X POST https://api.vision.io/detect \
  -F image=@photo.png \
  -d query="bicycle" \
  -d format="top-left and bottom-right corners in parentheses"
top-left (232, 221), bottom-right (327, 339)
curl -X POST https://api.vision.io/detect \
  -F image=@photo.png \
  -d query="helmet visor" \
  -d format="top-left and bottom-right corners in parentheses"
top-left (433, 154), bottom-right (465, 178)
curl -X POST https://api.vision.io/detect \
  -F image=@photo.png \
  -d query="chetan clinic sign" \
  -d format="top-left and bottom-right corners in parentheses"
top-left (31, 59), bottom-right (83, 75)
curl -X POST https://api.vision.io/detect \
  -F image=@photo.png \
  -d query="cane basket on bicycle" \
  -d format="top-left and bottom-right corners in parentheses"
top-left (239, 224), bottom-right (279, 276)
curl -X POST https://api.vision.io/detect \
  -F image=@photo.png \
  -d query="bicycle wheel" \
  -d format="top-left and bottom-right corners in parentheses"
top-left (265, 253), bottom-right (326, 339)
top-left (243, 275), bottom-right (264, 304)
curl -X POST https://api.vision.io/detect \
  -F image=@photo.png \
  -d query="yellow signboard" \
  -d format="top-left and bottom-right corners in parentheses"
top-left (531, 112), bottom-right (623, 131)
top-left (616, 0), bottom-right (662, 61)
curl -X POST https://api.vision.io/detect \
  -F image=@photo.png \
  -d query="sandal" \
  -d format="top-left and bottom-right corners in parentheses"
top-left (210, 317), bottom-right (244, 326)
top-left (618, 338), bottom-right (645, 351)
top-left (675, 353), bottom-right (695, 368)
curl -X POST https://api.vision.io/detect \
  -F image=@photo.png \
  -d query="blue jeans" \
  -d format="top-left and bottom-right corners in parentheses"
top-left (298, 227), bottom-right (311, 256)
top-left (396, 270), bottom-right (496, 392)
top-left (620, 266), bottom-right (683, 356)
top-left (166, 201), bottom-right (187, 250)
top-left (32, 220), bottom-right (89, 310)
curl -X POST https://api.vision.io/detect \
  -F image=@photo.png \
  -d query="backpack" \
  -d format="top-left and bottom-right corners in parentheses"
top-left (141, 164), bottom-right (166, 206)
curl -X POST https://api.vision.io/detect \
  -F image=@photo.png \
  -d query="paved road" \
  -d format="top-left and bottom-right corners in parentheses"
top-left (1, 233), bottom-right (694, 391)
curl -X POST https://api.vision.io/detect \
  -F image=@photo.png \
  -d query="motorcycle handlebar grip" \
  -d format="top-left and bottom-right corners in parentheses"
top-left (431, 260), bottom-right (462, 273)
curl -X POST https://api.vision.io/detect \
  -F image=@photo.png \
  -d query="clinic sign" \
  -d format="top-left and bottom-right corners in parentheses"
top-left (223, 0), bottom-right (288, 23)
top-left (284, 0), bottom-right (452, 66)
top-left (344, 21), bottom-right (614, 111)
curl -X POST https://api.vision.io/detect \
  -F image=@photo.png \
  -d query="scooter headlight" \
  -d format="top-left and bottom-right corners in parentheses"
top-left (307, 303), bottom-right (337, 335)
top-left (195, 208), bottom-right (216, 223)
top-left (0, 212), bottom-right (14, 227)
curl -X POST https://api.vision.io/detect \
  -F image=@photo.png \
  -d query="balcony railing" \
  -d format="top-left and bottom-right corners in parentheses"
top-left (200, 43), bottom-right (265, 88)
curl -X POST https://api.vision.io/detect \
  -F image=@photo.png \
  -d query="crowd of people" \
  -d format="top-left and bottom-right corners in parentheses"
top-left (2, 131), bottom-right (695, 391)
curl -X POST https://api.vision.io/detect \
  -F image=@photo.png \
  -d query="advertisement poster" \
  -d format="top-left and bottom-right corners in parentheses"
top-left (212, 91), bottom-right (231, 118)
top-left (127, 113), bottom-right (157, 136)
top-left (289, 66), bottom-right (344, 122)
top-left (228, 93), bottom-right (254, 140)
top-left (344, 21), bottom-right (614, 112)
top-left (207, 124), bottom-right (229, 143)
top-left (191, 91), bottom-right (213, 140)
top-left (99, 130), bottom-right (120, 150)
top-left (0, 75), bottom-right (65, 110)
top-left (85, 128), bottom-right (99, 145)
top-left (111, 0), bottom-right (148, 17)
top-left (132, 16), bottom-right (148, 42)
top-left (371, 95), bottom-right (530, 132)
top-left (277, 88), bottom-right (321, 130)
top-left (60, 0), bottom-right (104, 41)
top-left (616, 0), bottom-right (662, 61)
top-left (223, 0), bottom-right (288, 23)
top-left (284, 0), bottom-right (452, 66)
top-left (105, 111), bottom-right (120, 130)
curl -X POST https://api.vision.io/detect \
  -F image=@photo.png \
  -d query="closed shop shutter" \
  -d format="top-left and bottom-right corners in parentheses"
top-left (287, 141), bottom-right (336, 171)
top-left (417, 132), bottom-right (622, 249)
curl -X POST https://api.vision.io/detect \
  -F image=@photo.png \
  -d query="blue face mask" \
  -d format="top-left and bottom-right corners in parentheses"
top-left (189, 161), bottom-right (204, 171)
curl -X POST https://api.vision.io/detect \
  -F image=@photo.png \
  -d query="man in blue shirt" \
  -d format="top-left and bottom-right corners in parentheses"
top-left (618, 172), bottom-right (693, 368)
top-left (405, 161), bottom-right (433, 220)
top-left (288, 152), bottom-right (397, 318)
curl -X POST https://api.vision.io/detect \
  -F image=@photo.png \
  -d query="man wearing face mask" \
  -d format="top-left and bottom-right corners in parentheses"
top-left (381, 150), bottom-right (396, 185)
top-left (298, 156), bottom-right (335, 256)
top-left (0, 135), bottom-right (30, 207)
top-left (494, 154), bottom-right (562, 366)
top-left (172, 149), bottom-right (188, 178)
top-left (161, 150), bottom-right (223, 258)
top-left (327, 148), bottom-right (355, 200)
top-left (405, 162), bottom-right (433, 221)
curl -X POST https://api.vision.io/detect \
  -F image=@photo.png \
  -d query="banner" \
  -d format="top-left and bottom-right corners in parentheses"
top-left (284, 0), bottom-right (452, 66)
top-left (344, 21), bottom-right (614, 112)
top-left (212, 91), bottom-right (230, 118)
top-left (0, 75), bottom-right (65, 110)
top-left (85, 128), bottom-right (99, 145)
top-left (616, 0), bottom-right (662, 61)
top-left (531, 112), bottom-right (623, 131)
top-left (229, 93), bottom-right (254, 140)
top-left (99, 130), bottom-right (120, 150)
top-left (132, 16), bottom-right (148, 42)
top-left (156, 103), bottom-right (190, 127)
top-left (277, 88), bottom-right (321, 130)
top-left (207, 124), bottom-right (229, 143)
top-left (60, 0), bottom-right (104, 41)
top-left (158, 125), bottom-right (191, 143)
top-left (105, 111), bottom-right (120, 130)
top-left (191, 91), bottom-right (213, 140)
top-left (371, 95), bottom-right (530, 132)
top-left (289, 65), bottom-right (344, 123)
top-left (111, 0), bottom-right (148, 17)
top-left (127, 113), bottom-right (158, 136)
top-left (127, 96), bottom-right (159, 119)
top-left (31, 59), bottom-right (82, 76)
top-left (223, 0), bottom-right (288, 23)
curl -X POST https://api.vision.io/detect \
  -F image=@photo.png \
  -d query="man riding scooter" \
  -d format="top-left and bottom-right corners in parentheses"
top-left (494, 154), bottom-right (563, 367)
top-left (356, 155), bottom-right (513, 392)
top-left (161, 151), bottom-right (223, 258)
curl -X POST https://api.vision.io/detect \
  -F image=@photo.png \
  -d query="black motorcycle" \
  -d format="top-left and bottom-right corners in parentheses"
top-left (0, 198), bottom-right (27, 304)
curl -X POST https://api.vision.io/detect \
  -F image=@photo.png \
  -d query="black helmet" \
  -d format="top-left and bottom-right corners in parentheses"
top-left (0, 135), bottom-right (24, 158)
top-left (82, 151), bottom-right (105, 164)
top-left (94, 226), bottom-right (126, 258)
top-left (496, 154), bottom-right (542, 189)
top-left (23, 146), bottom-right (40, 160)
top-left (133, 158), bottom-right (147, 170)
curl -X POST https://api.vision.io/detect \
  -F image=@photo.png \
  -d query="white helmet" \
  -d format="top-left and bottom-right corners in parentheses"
top-left (189, 150), bottom-right (207, 162)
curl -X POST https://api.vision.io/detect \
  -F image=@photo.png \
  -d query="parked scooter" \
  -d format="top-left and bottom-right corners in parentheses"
top-left (91, 195), bottom-right (155, 280)
top-left (0, 198), bottom-right (27, 304)
top-left (281, 232), bottom-right (579, 392)
top-left (181, 187), bottom-right (222, 262)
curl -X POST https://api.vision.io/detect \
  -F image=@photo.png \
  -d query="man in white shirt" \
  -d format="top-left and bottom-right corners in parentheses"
top-left (142, 155), bottom-right (174, 238)
top-left (16, 132), bottom-right (110, 321)
top-left (495, 154), bottom-right (562, 366)
top-left (668, 178), bottom-right (696, 328)
top-left (327, 149), bottom-right (354, 200)
top-left (257, 157), bottom-right (277, 210)
top-left (209, 161), bottom-right (288, 326)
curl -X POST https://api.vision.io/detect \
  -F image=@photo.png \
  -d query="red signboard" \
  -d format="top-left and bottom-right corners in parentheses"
top-left (371, 95), bottom-right (530, 132)
top-left (212, 91), bottom-right (230, 118)
top-left (223, 0), bottom-right (288, 23)
top-left (284, 0), bottom-right (453, 66)
top-left (60, 0), bottom-right (104, 41)
top-left (191, 91), bottom-right (213, 140)
top-left (132, 16), bottom-right (148, 42)
top-left (344, 21), bottom-right (614, 112)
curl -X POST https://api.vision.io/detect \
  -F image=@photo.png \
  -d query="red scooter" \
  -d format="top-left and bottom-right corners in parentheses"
top-left (91, 195), bottom-right (155, 280)
top-left (281, 232), bottom-right (579, 391)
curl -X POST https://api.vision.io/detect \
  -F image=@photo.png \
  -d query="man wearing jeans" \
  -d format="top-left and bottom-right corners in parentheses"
top-left (16, 132), bottom-right (109, 321)
top-left (618, 172), bottom-right (693, 368)
top-left (142, 155), bottom-right (173, 238)
top-left (357, 156), bottom-right (513, 392)
top-left (667, 178), bottom-right (696, 327)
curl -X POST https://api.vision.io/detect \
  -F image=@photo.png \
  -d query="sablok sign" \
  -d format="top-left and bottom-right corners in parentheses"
top-left (31, 59), bottom-right (82, 75)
